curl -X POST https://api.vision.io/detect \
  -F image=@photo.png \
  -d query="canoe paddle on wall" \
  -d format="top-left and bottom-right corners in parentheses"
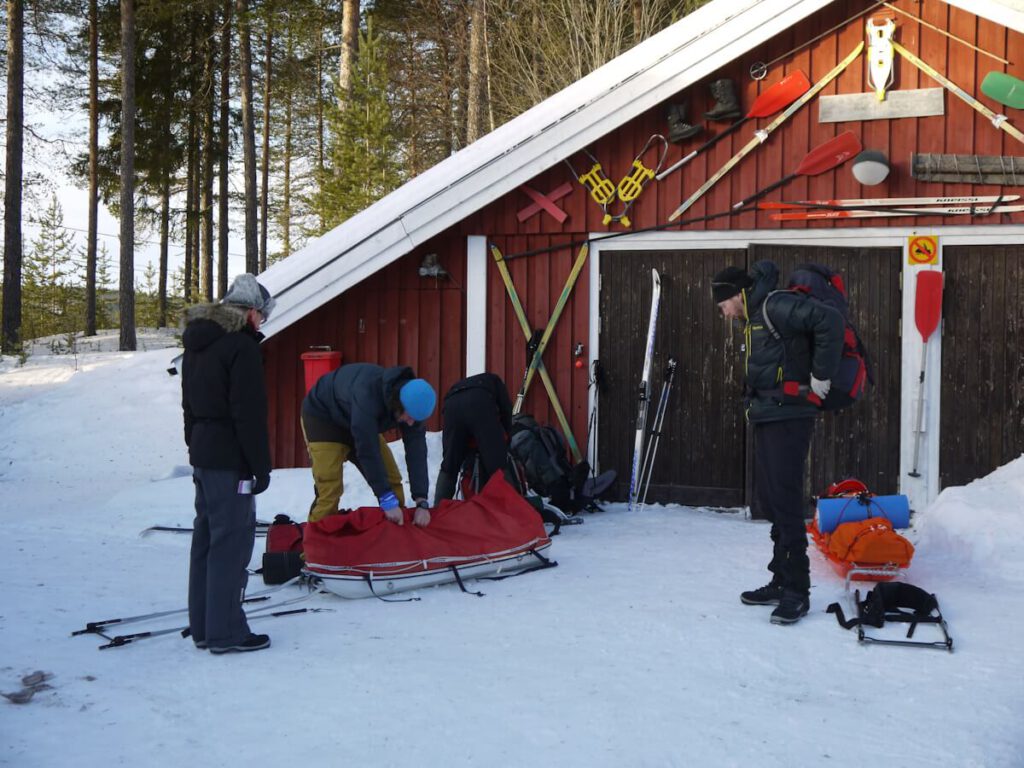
top-left (908, 270), bottom-right (944, 478)
top-left (655, 70), bottom-right (811, 181)
top-left (732, 131), bottom-right (862, 209)
top-left (980, 71), bottom-right (1024, 110)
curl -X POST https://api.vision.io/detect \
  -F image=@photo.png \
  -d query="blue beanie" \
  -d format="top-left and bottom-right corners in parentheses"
top-left (399, 379), bottom-right (437, 422)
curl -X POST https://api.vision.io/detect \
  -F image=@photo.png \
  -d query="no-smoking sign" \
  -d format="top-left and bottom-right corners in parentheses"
top-left (908, 235), bottom-right (939, 265)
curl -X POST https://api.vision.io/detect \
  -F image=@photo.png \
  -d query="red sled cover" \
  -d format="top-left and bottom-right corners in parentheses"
top-left (303, 474), bottom-right (550, 578)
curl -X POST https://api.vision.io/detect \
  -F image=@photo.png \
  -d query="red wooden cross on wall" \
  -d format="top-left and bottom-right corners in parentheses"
top-left (517, 182), bottom-right (573, 223)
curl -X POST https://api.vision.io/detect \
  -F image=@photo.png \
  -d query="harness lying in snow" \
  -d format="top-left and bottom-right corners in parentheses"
top-left (303, 474), bottom-right (556, 599)
top-left (827, 582), bottom-right (953, 651)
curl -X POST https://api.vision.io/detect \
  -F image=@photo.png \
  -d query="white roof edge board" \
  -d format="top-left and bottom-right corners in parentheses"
top-left (944, 0), bottom-right (1024, 33)
top-left (258, 0), bottom-right (1018, 341)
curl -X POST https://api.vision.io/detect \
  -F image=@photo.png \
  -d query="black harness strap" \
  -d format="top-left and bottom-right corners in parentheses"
top-left (363, 574), bottom-right (421, 603)
top-left (449, 566), bottom-right (485, 597)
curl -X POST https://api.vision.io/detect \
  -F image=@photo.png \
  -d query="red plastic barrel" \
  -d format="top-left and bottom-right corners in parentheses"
top-left (300, 350), bottom-right (342, 394)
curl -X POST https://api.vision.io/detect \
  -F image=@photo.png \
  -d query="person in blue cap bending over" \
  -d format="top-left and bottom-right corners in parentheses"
top-left (301, 363), bottom-right (437, 526)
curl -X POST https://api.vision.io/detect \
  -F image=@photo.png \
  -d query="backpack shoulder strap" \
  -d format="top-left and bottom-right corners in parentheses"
top-left (761, 289), bottom-right (792, 340)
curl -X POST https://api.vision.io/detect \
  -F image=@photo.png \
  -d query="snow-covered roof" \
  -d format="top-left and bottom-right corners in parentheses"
top-left (258, 0), bottom-right (1022, 340)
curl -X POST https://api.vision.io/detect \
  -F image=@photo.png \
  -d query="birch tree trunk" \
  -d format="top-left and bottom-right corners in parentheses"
top-left (466, 0), bottom-right (487, 143)
top-left (338, 0), bottom-right (358, 102)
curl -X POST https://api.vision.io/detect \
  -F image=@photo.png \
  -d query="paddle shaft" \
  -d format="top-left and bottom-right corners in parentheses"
top-left (656, 118), bottom-right (749, 180)
top-left (893, 42), bottom-right (1024, 146)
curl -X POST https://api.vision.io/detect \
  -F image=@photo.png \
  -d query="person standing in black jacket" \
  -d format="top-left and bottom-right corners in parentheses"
top-left (181, 274), bottom-right (275, 654)
top-left (301, 363), bottom-right (436, 525)
top-left (433, 373), bottom-right (514, 505)
top-left (712, 261), bottom-right (843, 625)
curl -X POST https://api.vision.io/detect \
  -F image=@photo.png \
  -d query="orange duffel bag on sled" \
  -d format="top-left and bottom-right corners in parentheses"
top-left (825, 517), bottom-right (914, 569)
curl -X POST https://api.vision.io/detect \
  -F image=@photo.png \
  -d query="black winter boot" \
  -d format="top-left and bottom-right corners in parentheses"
top-left (704, 78), bottom-right (742, 121)
top-left (665, 103), bottom-right (702, 143)
top-left (740, 581), bottom-right (785, 606)
top-left (770, 591), bottom-right (810, 625)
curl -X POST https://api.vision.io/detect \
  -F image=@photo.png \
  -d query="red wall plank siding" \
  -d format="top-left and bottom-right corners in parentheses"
top-left (264, 2), bottom-right (1023, 469)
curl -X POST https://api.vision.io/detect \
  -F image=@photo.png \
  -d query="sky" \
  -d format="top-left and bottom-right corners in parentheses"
top-left (0, 337), bottom-right (1021, 767)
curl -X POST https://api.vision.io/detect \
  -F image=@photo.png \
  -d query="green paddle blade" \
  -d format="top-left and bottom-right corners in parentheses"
top-left (981, 71), bottom-right (1024, 110)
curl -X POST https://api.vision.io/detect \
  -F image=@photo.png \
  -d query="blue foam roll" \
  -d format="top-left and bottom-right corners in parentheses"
top-left (816, 494), bottom-right (910, 533)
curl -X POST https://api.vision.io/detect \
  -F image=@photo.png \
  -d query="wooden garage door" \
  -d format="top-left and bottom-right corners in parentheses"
top-left (598, 245), bottom-right (902, 509)
top-left (940, 244), bottom-right (1024, 489)
top-left (598, 249), bottom-right (747, 505)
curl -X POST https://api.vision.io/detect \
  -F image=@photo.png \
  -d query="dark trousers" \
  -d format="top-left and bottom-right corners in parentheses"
top-left (189, 467), bottom-right (256, 647)
top-left (435, 389), bottom-right (508, 502)
top-left (753, 418), bottom-right (814, 597)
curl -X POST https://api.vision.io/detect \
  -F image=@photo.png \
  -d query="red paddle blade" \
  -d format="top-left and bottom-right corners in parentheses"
top-left (794, 131), bottom-right (862, 176)
top-left (915, 270), bottom-right (944, 341)
top-left (746, 71), bottom-right (812, 118)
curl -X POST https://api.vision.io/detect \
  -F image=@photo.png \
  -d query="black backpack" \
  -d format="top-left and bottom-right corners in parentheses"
top-left (764, 263), bottom-right (873, 411)
top-left (509, 414), bottom-right (587, 511)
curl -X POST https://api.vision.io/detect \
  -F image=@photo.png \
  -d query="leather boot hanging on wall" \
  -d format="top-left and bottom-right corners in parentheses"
top-left (704, 78), bottom-right (742, 121)
top-left (665, 102), bottom-right (703, 143)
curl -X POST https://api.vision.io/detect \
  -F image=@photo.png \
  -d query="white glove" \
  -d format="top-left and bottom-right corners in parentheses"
top-left (810, 376), bottom-right (831, 399)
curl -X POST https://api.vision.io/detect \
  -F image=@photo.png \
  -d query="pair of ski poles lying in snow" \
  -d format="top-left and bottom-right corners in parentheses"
top-left (71, 575), bottom-right (330, 650)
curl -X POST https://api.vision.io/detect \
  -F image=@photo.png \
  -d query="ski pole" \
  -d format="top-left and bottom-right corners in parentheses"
top-left (908, 271), bottom-right (944, 477)
top-left (97, 591), bottom-right (324, 649)
top-left (638, 358), bottom-right (677, 508)
top-left (71, 575), bottom-right (306, 636)
top-left (141, 521), bottom-right (272, 536)
top-left (98, 607), bottom-right (331, 650)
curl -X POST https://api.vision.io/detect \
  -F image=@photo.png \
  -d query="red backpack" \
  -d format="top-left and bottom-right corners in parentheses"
top-left (262, 514), bottom-right (306, 584)
top-left (765, 263), bottom-right (872, 411)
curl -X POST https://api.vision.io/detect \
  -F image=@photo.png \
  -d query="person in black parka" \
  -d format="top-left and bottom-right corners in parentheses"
top-left (713, 260), bottom-right (843, 626)
top-left (181, 273), bottom-right (274, 654)
top-left (302, 363), bottom-right (436, 525)
top-left (433, 373), bottom-right (514, 505)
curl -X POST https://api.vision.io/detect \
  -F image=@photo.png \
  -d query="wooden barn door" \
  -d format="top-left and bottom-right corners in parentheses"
top-left (597, 245), bottom-right (901, 510)
top-left (940, 244), bottom-right (1024, 489)
top-left (598, 249), bottom-right (748, 506)
top-left (748, 244), bottom-right (903, 505)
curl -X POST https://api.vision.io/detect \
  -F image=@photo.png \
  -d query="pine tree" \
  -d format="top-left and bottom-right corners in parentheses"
top-left (23, 194), bottom-right (79, 341)
top-left (312, 17), bottom-right (401, 231)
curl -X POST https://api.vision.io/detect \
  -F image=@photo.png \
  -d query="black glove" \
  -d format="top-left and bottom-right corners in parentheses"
top-left (253, 475), bottom-right (271, 495)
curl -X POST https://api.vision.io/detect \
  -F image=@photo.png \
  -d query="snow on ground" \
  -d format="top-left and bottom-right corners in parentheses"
top-left (0, 346), bottom-right (1022, 767)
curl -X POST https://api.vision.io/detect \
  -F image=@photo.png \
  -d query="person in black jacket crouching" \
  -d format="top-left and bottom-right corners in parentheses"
top-left (181, 273), bottom-right (275, 654)
top-left (433, 372), bottom-right (514, 505)
top-left (712, 260), bottom-right (843, 626)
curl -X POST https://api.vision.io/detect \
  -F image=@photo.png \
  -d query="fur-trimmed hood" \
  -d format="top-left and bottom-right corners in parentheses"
top-left (181, 303), bottom-right (253, 353)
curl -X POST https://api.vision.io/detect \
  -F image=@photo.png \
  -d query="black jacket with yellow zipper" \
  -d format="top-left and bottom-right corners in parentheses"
top-left (740, 260), bottom-right (844, 423)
